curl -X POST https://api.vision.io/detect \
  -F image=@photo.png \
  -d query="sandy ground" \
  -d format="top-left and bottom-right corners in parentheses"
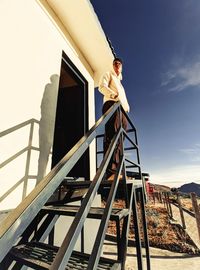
top-left (103, 241), bottom-right (200, 270)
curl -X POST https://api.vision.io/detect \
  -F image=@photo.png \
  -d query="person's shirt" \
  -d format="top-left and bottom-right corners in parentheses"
top-left (98, 70), bottom-right (130, 113)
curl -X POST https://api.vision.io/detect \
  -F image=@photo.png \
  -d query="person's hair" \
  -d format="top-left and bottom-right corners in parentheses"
top-left (113, 57), bottom-right (123, 64)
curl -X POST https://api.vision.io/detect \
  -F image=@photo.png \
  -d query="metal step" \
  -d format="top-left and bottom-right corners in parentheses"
top-left (9, 242), bottom-right (121, 270)
top-left (41, 205), bottom-right (129, 221)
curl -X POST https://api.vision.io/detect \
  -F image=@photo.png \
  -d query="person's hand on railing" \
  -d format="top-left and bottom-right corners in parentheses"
top-left (110, 93), bottom-right (119, 99)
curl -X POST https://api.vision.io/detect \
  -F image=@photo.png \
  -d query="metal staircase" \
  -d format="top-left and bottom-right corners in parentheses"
top-left (0, 102), bottom-right (150, 270)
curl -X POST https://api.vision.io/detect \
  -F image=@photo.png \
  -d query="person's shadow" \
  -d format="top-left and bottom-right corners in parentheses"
top-left (36, 74), bottom-right (59, 184)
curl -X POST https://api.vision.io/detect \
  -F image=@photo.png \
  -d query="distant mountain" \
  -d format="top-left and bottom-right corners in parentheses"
top-left (179, 182), bottom-right (200, 196)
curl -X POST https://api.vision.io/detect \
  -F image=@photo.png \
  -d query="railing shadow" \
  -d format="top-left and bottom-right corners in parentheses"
top-left (0, 119), bottom-right (39, 207)
top-left (0, 74), bottom-right (59, 211)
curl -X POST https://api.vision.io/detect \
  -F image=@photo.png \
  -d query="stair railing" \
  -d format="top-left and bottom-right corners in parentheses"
top-left (0, 102), bottom-right (121, 262)
top-left (96, 108), bottom-right (151, 270)
top-left (96, 107), bottom-right (143, 183)
top-left (0, 103), bottom-right (151, 270)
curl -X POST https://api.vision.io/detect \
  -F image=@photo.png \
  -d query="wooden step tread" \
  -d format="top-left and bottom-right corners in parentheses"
top-left (10, 242), bottom-right (121, 270)
top-left (41, 205), bottom-right (129, 221)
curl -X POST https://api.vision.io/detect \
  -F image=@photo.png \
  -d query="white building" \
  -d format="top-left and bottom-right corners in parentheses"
top-left (0, 1), bottom-right (119, 257)
top-left (0, 0), bottom-right (114, 211)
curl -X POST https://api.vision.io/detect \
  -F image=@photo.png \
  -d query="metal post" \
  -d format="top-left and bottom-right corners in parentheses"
top-left (132, 188), bottom-right (143, 270)
top-left (119, 181), bottom-right (134, 270)
top-left (49, 227), bottom-right (55, 245)
top-left (96, 136), bottom-right (98, 172)
top-left (81, 226), bottom-right (85, 253)
top-left (139, 187), bottom-right (151, 270)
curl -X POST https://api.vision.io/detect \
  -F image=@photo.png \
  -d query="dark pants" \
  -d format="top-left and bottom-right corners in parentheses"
top-left (102, 101), bottom-right (128, 176)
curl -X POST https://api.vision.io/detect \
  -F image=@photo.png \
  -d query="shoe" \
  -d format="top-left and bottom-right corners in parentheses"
top-left (108, 174), bottom-right (115, 181)
top-left (107, 174), bottom-right (123, 181)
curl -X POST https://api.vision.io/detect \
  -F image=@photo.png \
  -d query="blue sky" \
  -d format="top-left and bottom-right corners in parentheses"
top-left (91, 0), bottom-right (200, 187)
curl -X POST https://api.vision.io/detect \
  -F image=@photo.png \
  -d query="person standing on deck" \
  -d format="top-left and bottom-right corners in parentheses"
top-left (99, 58), bottom-right (130, 180)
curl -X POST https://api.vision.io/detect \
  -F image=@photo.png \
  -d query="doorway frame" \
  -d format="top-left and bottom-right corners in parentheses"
top-left (61, 51), bottom-right (89, 135)
top-left (52, 51), bottom-right (90, 179)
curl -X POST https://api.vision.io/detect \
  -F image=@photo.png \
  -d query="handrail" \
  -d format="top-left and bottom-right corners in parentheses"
top-left (123, 132), bottom-right (138, 149)
top-left (88, 156), bottom-right (124, 269)
top-left (96, 112), bottom-right (141, 179)
top-left (50, 127), bottom-right (122, 269)
top-left (125, 158), bottom-right (140, 168)
top-left (0, 102), bottom-right (121, 262)
top-left (0, 102), bottom-right (150, 270)
top-left (120, 106), bottom-right (136, 131)
top-left (48, 107), bottom-right (143, 269)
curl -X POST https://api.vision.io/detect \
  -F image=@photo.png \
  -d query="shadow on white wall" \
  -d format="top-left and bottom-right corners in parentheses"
top-left (37, 74), bottom-right (59, 184)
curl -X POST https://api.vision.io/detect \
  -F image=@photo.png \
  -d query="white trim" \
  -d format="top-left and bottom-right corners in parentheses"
top-left (37, 0), bottom-right (114, 85)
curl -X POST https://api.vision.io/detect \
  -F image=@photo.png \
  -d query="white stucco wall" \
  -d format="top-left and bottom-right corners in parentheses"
top-left (0, 0), bottom-right (96, 210)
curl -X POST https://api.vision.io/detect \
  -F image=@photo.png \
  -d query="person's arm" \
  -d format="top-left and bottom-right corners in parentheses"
top-left (99, 72), bottom-right (118, 99)
top-left (126, 104), bottom-right (130, 113)
top-left (122, 100), bottom-right (130, 113)
top-left (118, 86), bottom-right (130, 113)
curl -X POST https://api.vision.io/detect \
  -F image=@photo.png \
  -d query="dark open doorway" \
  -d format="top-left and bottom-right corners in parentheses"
top-left (52, 52), bottom-right (89, 179)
